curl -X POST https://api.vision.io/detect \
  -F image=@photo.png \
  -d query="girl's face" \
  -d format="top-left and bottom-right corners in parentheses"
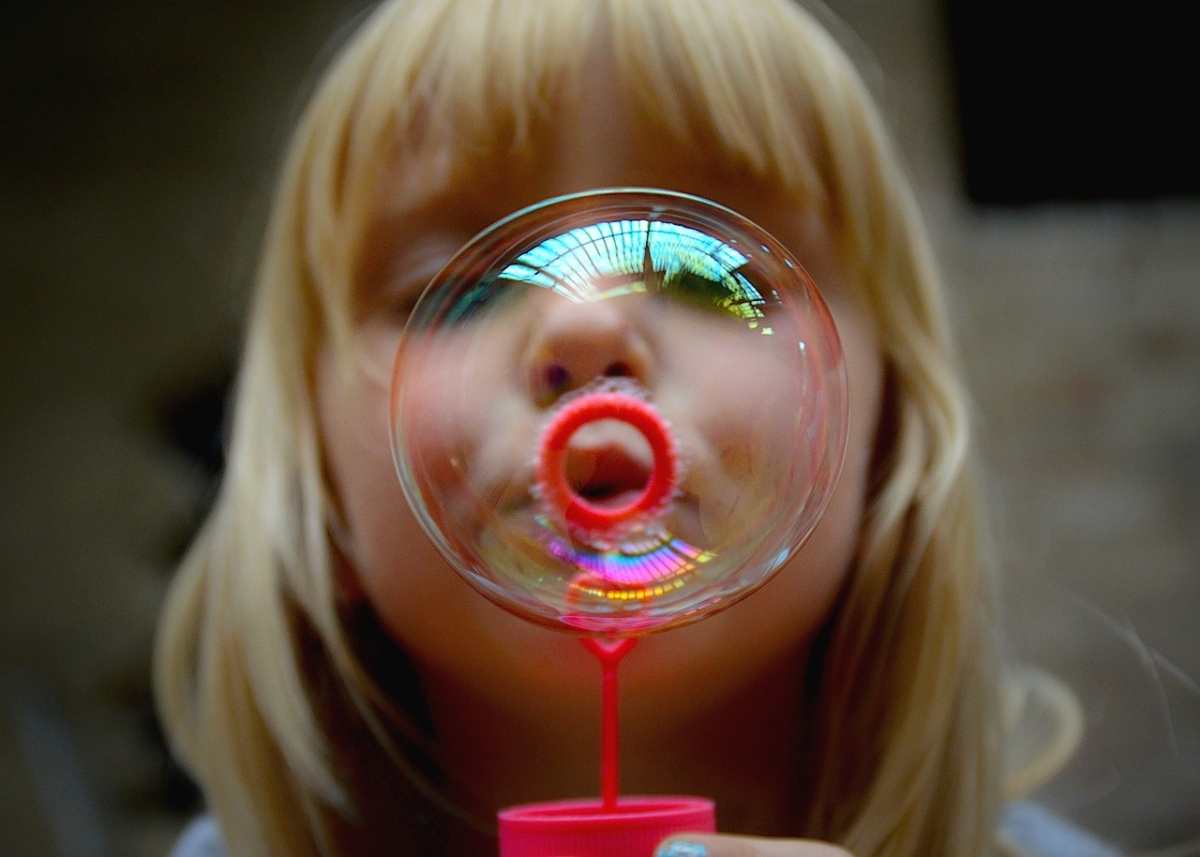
top-left (317, 88), bottom-right (883, 743)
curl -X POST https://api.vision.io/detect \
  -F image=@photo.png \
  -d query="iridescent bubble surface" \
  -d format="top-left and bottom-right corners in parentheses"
top-left (391, 189), bottom-right (847, 635)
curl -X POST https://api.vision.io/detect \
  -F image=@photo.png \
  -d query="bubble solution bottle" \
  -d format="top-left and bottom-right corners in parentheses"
top-left (391, 190), bottom-right (848, 856)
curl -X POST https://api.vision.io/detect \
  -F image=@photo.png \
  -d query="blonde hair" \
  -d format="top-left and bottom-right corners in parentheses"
top-left (156, 0), bottom-right (1010, 854)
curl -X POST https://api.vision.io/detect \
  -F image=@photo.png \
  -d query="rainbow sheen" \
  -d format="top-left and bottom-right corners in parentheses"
top-left (544, 525), bottom-right (714, 589)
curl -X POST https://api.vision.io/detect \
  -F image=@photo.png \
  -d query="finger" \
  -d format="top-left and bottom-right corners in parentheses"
top-left (656, 833), bottom-right (853, 857)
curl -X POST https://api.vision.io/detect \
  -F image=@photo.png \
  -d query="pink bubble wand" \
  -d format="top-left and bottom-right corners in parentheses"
top-left (537, 389), bottom-right (681, 809)
top-left (498, 390), bottom-right (714, 857)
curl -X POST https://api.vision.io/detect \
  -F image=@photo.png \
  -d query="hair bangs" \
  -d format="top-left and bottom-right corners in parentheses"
top-left (302, 0), bottom-right (861, 360)
top-left (296, 0), bottom-right (602, 362)
top-left (607, 0), bottom-right (830, 208)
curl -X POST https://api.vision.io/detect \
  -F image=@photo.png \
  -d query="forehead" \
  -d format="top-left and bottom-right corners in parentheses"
top-left (343, 0), bottom-right (841, 278)
top-left (349, 25), bottom-right (847, 311)
top-left (368, 84), bottom-right (817, 245)
top-left (355, 120), bottom-right (849, 322)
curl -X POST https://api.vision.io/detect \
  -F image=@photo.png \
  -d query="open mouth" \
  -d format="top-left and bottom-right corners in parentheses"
top-left (566, 440), bottom-right (652, 509)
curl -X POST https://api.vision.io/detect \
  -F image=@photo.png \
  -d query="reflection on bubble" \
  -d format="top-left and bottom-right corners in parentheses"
top-left (392, 189), bottom-right (847, 636)
top-left (496, 218), bottom-right (770, 322)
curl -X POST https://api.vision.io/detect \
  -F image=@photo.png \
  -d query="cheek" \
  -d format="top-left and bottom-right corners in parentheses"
top-left (707, 295), bottom-right (883, 667)
top-left (394, 344), bottom-right (476, 523)
top-left (394, 331), bottom-right (539, 539)
top-left (661, 317), bottom-right (799, 464)
top-left (660, 325), bottom-right (879, 699)
top-left (317, 332), bottom-right (568, 691)
top-left (317, 338), bottom-right (415, 579)
top-left (658, 316), bottom-right (836, 551)
top-left (750, 292), bottom-right (884, 644)
top-left (316, 337), bottom-right (472, 655)
top-left (828, 297), bottom-right (884, 503)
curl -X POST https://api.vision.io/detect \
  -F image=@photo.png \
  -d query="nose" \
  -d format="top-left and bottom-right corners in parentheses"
top-left (524, 294), bottom-right (651, 404)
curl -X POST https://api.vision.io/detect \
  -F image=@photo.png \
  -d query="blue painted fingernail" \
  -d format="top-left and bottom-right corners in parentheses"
top-left (657, 841), bottom-right (709, 857)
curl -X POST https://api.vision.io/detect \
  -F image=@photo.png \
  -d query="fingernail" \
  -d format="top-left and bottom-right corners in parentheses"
top-left (657, 841), bottom-right (709, 857)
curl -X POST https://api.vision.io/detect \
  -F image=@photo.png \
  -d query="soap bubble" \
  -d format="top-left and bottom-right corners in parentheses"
top-left (391, 189), bottom-right (846, 636)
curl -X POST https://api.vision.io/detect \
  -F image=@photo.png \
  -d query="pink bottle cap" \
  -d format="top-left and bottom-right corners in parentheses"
top-left (498, 796), bottom-right (715, 857)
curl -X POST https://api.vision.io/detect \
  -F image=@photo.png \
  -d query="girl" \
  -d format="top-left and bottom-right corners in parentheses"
top-left (156, 0), bottom-right (1070, 854)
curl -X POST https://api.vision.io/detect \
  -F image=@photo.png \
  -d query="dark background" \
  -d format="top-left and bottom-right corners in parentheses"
top-left (946, 0), bottom-right (1200, 204)
top-left (3, 2), bottom-right (1198, 855)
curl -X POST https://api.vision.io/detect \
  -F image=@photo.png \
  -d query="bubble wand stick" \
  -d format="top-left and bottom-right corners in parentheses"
top-left (578, 636), bottom-right (637, 811)
top-left (536, 389), bottom-right (683, 810)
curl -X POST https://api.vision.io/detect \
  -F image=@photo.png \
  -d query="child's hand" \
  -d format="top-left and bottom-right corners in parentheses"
top-left (656, 834), bottom-right (853, 857)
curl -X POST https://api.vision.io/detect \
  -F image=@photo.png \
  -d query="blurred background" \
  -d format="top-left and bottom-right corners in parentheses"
top-left (2, 1), bottom-right (1197, 855)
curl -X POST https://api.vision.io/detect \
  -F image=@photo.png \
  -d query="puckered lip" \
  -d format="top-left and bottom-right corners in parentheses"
top-left (490, 376), bottom-right (677, 528)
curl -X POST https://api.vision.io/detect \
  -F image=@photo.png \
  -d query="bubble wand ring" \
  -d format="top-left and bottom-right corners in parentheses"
top-left (536, 392), bottom-right (679, 540)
